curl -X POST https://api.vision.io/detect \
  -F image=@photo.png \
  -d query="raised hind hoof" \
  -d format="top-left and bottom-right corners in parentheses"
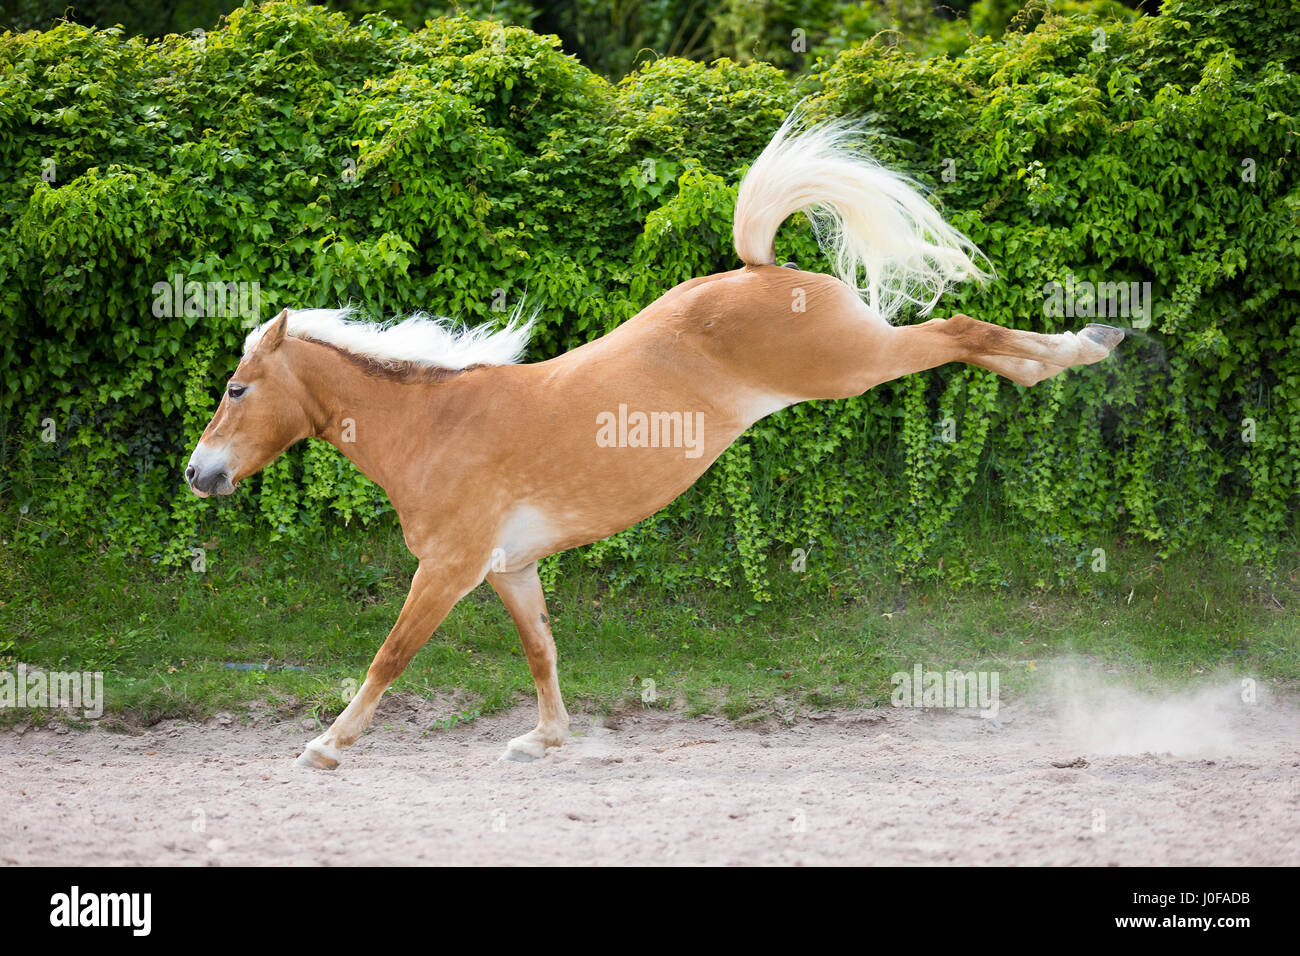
top-left (1079, 323), bottom-right (1125, 359)
top-left (295, 741), bottom-right (341, 770)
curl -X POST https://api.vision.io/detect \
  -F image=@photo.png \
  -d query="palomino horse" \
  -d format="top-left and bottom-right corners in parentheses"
top-left (186, 117), bottom-right (1123, 769)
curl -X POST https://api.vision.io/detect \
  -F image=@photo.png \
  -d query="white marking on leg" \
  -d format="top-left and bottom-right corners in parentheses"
top-left (296, 677), bottom-right (385, 769)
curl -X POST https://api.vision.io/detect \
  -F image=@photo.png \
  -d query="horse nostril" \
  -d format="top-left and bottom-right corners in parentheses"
top-left (185, 465), bottom-right (196, 483)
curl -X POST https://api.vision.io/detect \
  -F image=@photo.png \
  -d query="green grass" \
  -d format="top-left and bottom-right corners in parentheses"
top-left (1, 507), bottom-right (1297, 730)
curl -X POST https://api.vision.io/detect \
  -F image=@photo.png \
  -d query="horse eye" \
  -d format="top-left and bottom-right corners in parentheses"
top-left (228, 383), bottom-right (246, 398)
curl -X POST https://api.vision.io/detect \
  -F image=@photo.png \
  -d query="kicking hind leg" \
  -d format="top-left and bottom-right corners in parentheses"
top-left (964, 353), bottom-right (1066, 387)
top-left (864, 313), bottom-right (1124, 388)
top-left (731, 267), bottom-right (1123, 398)
top-left (779, 297), bottom-right (1125, 397)
top-left (937, 313), bottom-right (1124, 378)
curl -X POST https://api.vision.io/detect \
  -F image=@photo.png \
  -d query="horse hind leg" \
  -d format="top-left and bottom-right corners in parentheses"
top-left (964, 353), bottom-right (1067, 387)
top-left (847, 312), bottom-right (1125, 391)
top-left (940, 313), bottom-right (1125, 373)
top-left (488, 562), bottom-right (569, 762)
top-left (778, 284), bottom-right (1125, 398)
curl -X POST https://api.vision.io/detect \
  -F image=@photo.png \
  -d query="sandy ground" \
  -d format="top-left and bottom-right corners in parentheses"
top-left (3, 682), bottom-right (1298, 866)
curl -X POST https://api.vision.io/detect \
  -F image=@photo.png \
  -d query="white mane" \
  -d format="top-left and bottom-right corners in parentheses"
top-left (243, 304), bottom-right (534, 370)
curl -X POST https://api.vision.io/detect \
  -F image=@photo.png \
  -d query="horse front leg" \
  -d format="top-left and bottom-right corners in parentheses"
top-left (488, 561), bottom-right (569, 762)
top-left (297, 560), bottom-right (481, 770)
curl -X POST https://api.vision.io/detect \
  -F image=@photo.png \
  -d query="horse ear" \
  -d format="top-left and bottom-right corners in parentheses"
top-left (260, 308), bottom-right (290, 351)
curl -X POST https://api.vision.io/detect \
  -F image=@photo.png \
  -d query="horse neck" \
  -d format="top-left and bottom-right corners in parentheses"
top-left (287, 339), bottom-right (466, 509)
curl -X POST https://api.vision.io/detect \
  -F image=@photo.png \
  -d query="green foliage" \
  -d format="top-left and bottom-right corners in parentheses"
top-left (1, 1), bottom-right (1141, 76)
top-left (805, 0), bottom-right (1300, 579)
top-left (1, 0), bottom-right (536, 37)
top-left (1, 0), bottom-right (1297, 604)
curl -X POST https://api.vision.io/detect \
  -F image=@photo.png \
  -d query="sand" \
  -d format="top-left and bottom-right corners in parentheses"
top-left (2, 685), bottom-right (1297, 866)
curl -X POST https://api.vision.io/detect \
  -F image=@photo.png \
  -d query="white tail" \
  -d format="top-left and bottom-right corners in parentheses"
top-left (733, 111), bottom-right (991, 321)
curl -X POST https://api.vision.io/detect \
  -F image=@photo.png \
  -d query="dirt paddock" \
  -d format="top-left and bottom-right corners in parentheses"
top-left (2, 688), bottom-right (1298, 866)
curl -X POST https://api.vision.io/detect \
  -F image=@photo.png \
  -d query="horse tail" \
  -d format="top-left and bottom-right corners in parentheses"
top-left (732, 109), bottom-right (991, 322)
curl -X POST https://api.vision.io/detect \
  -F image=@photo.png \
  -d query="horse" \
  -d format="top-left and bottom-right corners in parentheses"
top-left (185, 116), bottom-right (1123, 769)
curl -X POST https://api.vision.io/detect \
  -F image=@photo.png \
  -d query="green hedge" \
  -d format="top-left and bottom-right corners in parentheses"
top-left (1, 0), bottom-right (1297, 600)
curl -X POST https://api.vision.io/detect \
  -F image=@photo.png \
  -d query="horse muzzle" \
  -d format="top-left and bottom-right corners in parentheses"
top-left (185, 444), bottom-right (237, 497)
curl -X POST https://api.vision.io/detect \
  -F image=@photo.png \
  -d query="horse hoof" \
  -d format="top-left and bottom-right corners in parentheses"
top-left (1076, 324), bottom-right (1125, 363)
top-left (500, 736), bottom-right (548, 762)
top-left (295, 742), bottom-right (341, 770)
top-left (1081, 323), bottom-right (1125, 350)
top-left (500, 749), bottom-right (539, 763)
